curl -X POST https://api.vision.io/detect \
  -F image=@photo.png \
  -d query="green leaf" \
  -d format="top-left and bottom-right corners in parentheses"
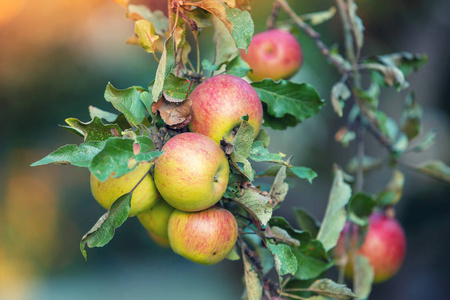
top-left (316, 167), bottom-right (351, 251)
top-left (249, 141), bottom-right (285, 164)
top-left (369, 52), bottom-right (428, 77)
top-left (331, 82), bottom-right (351, 117)
top-left (224, 5), bottom-right (254, 50)
top-left (242, 250), bottom-right (263, 300)
top-left (257, 165), bottom-right (317, 184)
top-left (149, 73), bottom-right (192, 101)
top-left (89, 136), bottom-right (161, 182)
top-left (417, 160), bottom-right (450, 183)
top-left (212, 15), bottom-right (237, 65)
top-left (289, 167), bottom-right (317, 184)
top-left (307, 279), bottom-right (356, 300)
top-left (152, 36), bottom-right (175, 101)
top-left (348, 193), bottom-right (376, 226)
top-left (229, 152), bottom-right (254, 181)
top-left (80, 193), bottom-right (132, 260)
top-left (409, 129), bottom-right (436, 153)
top-left (353, 255), bottom-right (374, 300)
top-left (376, 170), bottom-right (405, 207)
top-left (63, 117), bottom-right (121, 142)
top-left (232, 120), bottom-right (255, 157)
top-left (251, 80), bottom-right (324, 129)
top-left (31, 141), bottom-right (106, 167)
top-left (267, 241), bottom-right (298, 280)
top-left (269, 164), bottom-right (289, 206)
top-left (375, 111), bottom-right (398, 141)
top-left (233, 188), bottom-right (272, 226)
top-left (346, 156), bottom-right (383, 174)
top-left (353, 83), bottom-right (380, 110)
top-left (292, 248), bottom-right (334, 280)
top-left (226, 55), bottom-right (250, 78)
top-left (300, 6), bottom-right (337, 26)
top-left (226, 245), bottom-right (240, 261)
top-left (293, 208), bottom-right (320, 238)
top-left (400, 92), bottom-right (422, 140)
top-left (104, 83), bottom-right (147, 126)
top-left (254, 129), bottom-right (270, 147)
top-left (268, 217), bottom-right (333, 280)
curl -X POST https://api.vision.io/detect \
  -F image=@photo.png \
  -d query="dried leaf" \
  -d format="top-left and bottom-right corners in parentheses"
top-left (152, 97), bottom-right (192, 127)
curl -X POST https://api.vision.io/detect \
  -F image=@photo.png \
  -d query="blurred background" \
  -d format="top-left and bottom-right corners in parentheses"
top-left (1, 0), bottom-right (449, 299)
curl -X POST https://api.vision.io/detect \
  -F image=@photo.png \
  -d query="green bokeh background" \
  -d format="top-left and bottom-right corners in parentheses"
top-left (1, 0), bottom-right (449, 299)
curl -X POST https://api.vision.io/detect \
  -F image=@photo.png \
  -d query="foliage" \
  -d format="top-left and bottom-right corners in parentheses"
top-left (31, 0), bottom-right (449, 299)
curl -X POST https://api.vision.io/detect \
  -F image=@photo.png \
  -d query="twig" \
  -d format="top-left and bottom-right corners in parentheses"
top-left (276, 0), bottom-right (350, 75)
top-left (267, 1), bottom-right (281, 30)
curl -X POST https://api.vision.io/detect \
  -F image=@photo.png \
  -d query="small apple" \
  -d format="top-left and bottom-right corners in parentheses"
top-left (188, 74), bottom-right (263, 144)
top-left (138, 198), bottom-right (175, 239)
top-left (335, 212), bottom-right (406, 283)
top-left (90, 162), bottom-right (159, 217)
top-left (240, 29), bottom-right (303, 81)
top-left (153, 132), bottom-right (229, 212)
top-left (168, 207), bottom-right (238, 265)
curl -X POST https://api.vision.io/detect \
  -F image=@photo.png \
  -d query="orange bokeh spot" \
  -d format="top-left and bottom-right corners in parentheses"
top-left (0, 0), bottom-right (27, 27)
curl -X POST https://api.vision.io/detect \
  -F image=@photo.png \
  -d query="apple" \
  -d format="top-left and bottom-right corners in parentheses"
top-left (188, 74), bottom-right (263, 144)
top-left (240, 29), bottom-right (303, 81)
top-left (168, 207), bottom-right (238, 265)
top-left (138, 198), bottom-right (175, 240)
top-left (90, 162), bottom-right (159, 217)
top-left (153, 132), bottom-right (229, 212)
top-left (335, 212), bottom-right (406, 283)
top-left (147, 231), bottom-right (170, 248)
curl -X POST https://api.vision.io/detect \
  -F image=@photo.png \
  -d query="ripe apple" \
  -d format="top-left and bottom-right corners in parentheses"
top-left (90, 162), bottom-right (159, 217)
top-left (335, 212), bottom-right (406, 283)
top-left (240, 29), bottom-right (303, 81)
top-left (168, 207), bottom-right (238, 265)
top-left (153, 132), bottom-right (229, 212)
top-left (138, 198), bottom-right (175, 240)
top-left (188, 74), bottom-right (263, 144)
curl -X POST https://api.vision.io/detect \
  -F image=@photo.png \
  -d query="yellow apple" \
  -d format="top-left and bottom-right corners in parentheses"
top-left (90, 162), bottom-right (159, 217)
top-left (168, 207), bottom-right (238, 265)
top-left (153, 132), bottom-right (229, 212)
top-left (138, 198), bottom-right (175, 239)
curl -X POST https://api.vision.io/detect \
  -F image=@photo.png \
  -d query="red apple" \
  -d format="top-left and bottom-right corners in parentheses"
top-left (153, 132), bottom-right (229, 212)
top-left (335, 212), bottom-right (406, 283)
top-left (188, 74), bottom-right (263, 144)
top-left (168, 207), bottom-right (238, 265)
top-left (240, 29), bottom-right (303, 81)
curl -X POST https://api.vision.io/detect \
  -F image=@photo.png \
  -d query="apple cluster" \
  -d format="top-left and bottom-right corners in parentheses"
top-left (90, 74), bottom-right (264, 265)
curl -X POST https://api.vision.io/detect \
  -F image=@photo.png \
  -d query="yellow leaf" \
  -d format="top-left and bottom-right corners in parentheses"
top-left (135, 19), bottom-right (161, 54)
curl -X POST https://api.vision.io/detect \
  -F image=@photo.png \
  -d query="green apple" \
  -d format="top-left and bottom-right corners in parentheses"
top-left (240, 29), bottom-right (303, 81)
top-left (335, 212), bottom-right (407, 283)
top-left (90, 162), bottom-right (159, 217)
top-left (138, 198), bottom-right (175, 239)
top-left (188, 74), bottom-right (263, 144)
top-left (154, 132), bottom-right (229, 212)
top-left (168, 207), bottom-right (238, 265)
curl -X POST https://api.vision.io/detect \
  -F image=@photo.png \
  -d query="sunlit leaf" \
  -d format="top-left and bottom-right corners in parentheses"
top-left (127, 5), bottom-right (169, 35)
top-left (135, 19), bottom-right (162, 54)
top-left (300, 6), bottom-right (337, 26)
